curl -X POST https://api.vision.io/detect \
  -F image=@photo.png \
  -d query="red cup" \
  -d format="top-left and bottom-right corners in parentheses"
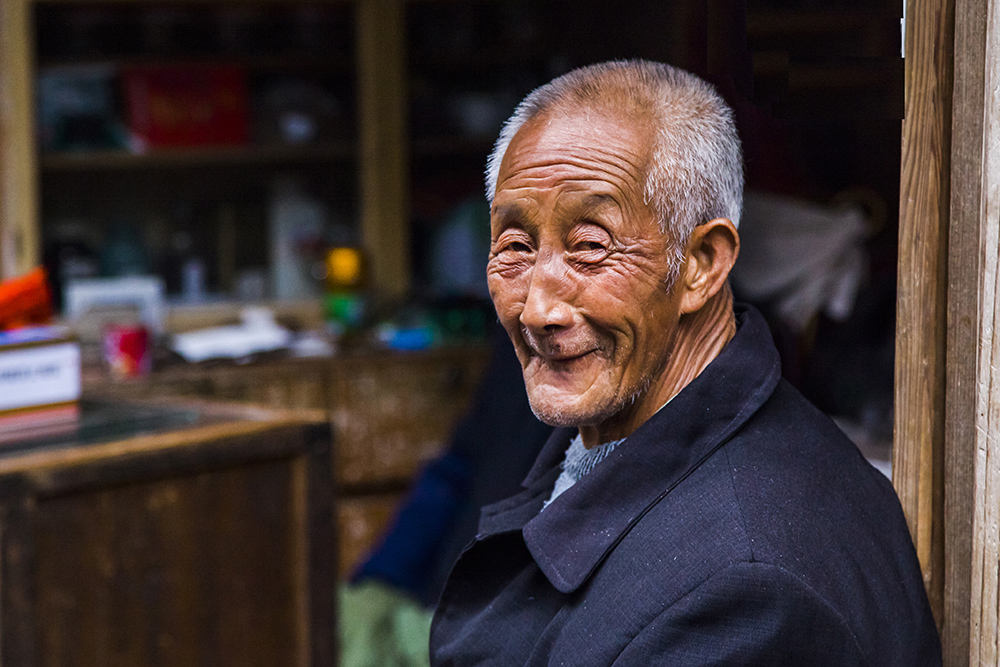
top-left (103, 324), bottom-right (151, 378)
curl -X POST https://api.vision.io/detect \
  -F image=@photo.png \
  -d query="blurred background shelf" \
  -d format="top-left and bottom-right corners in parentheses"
top-left (37, 53), bottom-right (355, 73)
top-left (1, 0), bottom-right (904, 311)
top-left (411, 135), bottom-right (492, 158)
top-left (41, 143), bottom-right (356, 171)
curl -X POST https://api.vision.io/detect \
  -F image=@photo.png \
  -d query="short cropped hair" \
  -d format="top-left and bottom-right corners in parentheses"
top-left (486, 60), bottom-right (743, 275)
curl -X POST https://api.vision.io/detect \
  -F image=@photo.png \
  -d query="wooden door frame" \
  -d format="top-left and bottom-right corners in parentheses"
top-left (896, 0), bottom-right (999, 664)
top-left (0, 0), bottom-right (40, 279)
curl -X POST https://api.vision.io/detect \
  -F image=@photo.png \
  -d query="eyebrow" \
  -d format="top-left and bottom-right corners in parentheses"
top-left (492, 203), bottom-right (530, 230)
top-left (491, 193), bottom-right (620, 231)
top-left (578, 193), bottom-right (618, 216)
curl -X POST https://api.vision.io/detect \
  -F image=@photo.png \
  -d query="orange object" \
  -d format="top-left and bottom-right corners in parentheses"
top-left (0, 268), bottom-right (54, 330)
top-left (325, 246), bottom-right (365, 290)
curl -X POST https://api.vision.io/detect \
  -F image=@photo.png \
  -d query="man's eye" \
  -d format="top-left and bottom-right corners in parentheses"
top-left (494, 233), bottom-right (533, 254)
top-left (568, 222), bottom-right (612, 262)
top-left (570, 241), bottom-right (610, 264)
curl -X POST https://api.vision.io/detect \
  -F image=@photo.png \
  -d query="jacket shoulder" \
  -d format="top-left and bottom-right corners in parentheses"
top-left (717, 380), bottom-right (939, 666)
top-left (611, 561), bottom-right (871, 667)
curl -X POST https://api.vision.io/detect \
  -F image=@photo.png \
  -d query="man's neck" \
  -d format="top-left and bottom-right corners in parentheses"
top-left (658, 282), bottom-right (737, 398)
top-left (579, 284), bottom-right (736, 449)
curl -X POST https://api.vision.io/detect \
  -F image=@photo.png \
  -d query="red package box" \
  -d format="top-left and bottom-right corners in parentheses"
top-left (122, 64), bottom-right (249, 150)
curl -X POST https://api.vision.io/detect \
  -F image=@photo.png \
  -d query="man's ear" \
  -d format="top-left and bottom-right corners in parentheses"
top-left (678, 218), bottom-right (740, 315)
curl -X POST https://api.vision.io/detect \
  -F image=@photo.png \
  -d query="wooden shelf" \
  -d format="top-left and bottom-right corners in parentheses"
top-left (33, 0), bottom-right (353, 5)
top-left (746, 8), bottom-right (899, 58)
top-left (747, 8), bottom-right (895, 34)
top-left (752, 56), bottom-right (901, 87)
top-left (40, 142), bottom-right (355, 171)
top-left (37, 52), bottom-right (354, 74)
top-left (411, 47), bottom-right (548, 73)
top-left (412, 135), bottom-right (492, 158)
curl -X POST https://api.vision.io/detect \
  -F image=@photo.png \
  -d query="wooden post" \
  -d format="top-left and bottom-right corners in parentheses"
top-left (945, 0), bottom-right (987, 662)
top-left (356, 0), bottom-right (410, 299)
top-left (894, 0), bottom-right (954, 627)
top-left (967, 1), bottom-right (1000, 663)
top-left (0, 0), bottom-right (40, 279)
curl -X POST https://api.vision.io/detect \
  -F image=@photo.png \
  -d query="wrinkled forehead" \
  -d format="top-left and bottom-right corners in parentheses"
top-left (496, 105), bottom-right (656, 191)
top-left (491, 107), bottom-right (664, 240)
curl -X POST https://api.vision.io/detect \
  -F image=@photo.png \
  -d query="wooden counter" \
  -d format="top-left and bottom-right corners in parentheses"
top-left (0, 397), bottom-right (336, 667)
top-left (85, 345), bottom-right (491, 577)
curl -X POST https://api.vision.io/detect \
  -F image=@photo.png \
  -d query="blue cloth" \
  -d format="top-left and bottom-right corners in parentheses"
top-left (431, 306), bottom-right (941, 666)
top-left (355, 451), bottom-right (471, 596)
top-left (355, 322), bottom-right (553, 606)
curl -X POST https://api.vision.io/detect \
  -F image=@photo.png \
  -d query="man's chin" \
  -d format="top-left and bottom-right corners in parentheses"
top-left (525, 388), bottom-right (620, 429)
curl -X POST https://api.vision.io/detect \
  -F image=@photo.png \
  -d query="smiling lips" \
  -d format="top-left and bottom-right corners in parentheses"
top-left (521, 328), bottom-right (603, 365)
top-left (545, 350), bottom-right (596, 364)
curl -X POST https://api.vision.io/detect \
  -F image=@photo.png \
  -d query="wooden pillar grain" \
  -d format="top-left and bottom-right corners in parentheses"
top-left (945, 0), bottom-right (987, 662)
top-left (356, 0), bottom-right (411, 298)
top-left (967, 1), bottom-right (1000, 663)
top-left (894, 0), bottom-right (954, 627)
top-left (0, 0), bottom-right (40, 279)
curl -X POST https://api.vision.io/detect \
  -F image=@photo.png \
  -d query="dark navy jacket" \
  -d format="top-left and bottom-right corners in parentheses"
top-left (430, 307), bottom-right (941, 666)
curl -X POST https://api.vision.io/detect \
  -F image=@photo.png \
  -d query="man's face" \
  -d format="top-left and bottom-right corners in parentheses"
top-left (488, 108), bottom-right (686, 438)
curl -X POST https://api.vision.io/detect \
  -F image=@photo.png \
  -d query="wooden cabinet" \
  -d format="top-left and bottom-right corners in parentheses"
top-left (0, 397), bottom-right (336, 666)
top-left (98, 346), bottom-right (489, 485)
top-left (0, 0), bottom-right (409, 301)
top-left (87, 344), bottom-right (491, 576)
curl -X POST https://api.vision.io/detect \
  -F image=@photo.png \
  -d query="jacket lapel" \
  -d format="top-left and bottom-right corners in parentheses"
top-left (519, 306), bottom-right (782, 594)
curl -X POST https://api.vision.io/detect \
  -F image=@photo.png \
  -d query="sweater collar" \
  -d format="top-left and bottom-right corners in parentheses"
top-left (479, 305), bottom-right (782, 594)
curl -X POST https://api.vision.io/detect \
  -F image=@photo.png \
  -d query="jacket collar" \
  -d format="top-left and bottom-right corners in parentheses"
top-left (479, 305), bottom-right (782, 594)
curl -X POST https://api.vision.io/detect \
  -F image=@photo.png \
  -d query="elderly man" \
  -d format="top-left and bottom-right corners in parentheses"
top-left (429, 61), bottom-right (940, 666)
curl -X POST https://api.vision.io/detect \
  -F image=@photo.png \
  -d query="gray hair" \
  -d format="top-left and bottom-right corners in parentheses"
top-left (485, 60), bottom-right (743, 275)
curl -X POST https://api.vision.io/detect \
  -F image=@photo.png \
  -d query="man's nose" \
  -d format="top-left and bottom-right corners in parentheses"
top-left (520, 254), bottom-right (575, 334)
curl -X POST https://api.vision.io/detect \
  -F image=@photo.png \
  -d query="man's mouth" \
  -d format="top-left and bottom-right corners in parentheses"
top-left (524, 338), bottom-right (599, 365)
top-left (520, 326), bottom-right (606, 368)
top-left (545, 349), bottom-right (595, 363)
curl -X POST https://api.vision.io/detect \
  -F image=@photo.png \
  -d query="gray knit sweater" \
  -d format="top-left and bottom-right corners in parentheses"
top-left (543, 433), bottom-right (626, 509)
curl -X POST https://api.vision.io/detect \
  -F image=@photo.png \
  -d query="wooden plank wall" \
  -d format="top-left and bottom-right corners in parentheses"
top-left (895, 0), bottom-right (955, 627)
top-left (356, 0), bottom-right (411, 298)
top-left (945, 0), bottom-right (987, 662)
top-left (968, 0), bottom-right (1000, 663)
top-left (907, 0), bottom-right (1000, 662)
top-left (0, 0), bottom-right (40, 279)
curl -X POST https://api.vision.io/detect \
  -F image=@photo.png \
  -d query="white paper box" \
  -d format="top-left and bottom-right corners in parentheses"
top-left (0, 342), bottom-right (81, 413)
